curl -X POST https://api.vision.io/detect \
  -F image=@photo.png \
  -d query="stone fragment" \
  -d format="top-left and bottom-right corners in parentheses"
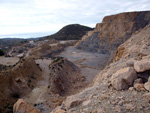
top-left (134, 83), bottom-right (144, 91)
top-left (53, 109), bottom-right (66, 113)
top-left (134, 60), bottom-right (150, 72)
top-left (129, 87), bottom-right (135, 91)
top-left (13, 99), bottom-right (41, 113)
top-left (82, 100), bottom-right (91, 106)
top-left (125, 103), bottom-right (135, 110)
top-left (111, 67), bottom-right (137, 90)
top-left (134, 78), bottom-right (143, 85)
top-left (115, 105), bottom-right (121, 112)
top-left (64, 96), bottom-right (83, 109)
top-left (144, 82), bottom-right (150, 91)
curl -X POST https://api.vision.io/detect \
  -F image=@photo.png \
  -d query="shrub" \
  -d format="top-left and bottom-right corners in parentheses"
top-left (0, 49), bottom-right (4, 56)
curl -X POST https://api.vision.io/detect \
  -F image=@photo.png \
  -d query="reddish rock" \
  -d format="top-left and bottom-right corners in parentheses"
top-left (13, 99), bottom-right (41, 113)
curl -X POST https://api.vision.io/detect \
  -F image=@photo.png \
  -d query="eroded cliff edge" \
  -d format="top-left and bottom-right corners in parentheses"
top-left (76, 11), bottom-right (150, 55)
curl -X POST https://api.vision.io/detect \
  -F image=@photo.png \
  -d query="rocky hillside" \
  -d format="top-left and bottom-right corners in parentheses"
top-left (0, 58), bottom-right (42, 113)
top-left (51, 23), bottom-right (150, 113)
top-left (76, 11), bottom-right (150, 55)
top-left (41, 24), bottom-right (93, 40)
top-left (11, 11), bottom-right (150, 113)
top-left (49, 57), bottom-right (86, 96)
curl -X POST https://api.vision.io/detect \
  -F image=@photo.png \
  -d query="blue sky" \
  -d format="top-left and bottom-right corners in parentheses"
top-left (0, 0), bottom-right (150, 38)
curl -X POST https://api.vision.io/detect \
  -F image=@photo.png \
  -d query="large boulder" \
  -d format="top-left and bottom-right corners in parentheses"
top-left (134, 60), bottom-right (150, 72)
top-left (111, 67), bottom-right (137, 90)
top-left (13, 99), bottom-right (41, 113)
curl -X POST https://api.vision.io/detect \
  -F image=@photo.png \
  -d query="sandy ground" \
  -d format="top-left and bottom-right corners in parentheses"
top-left (0, 56), bottom-right (19, 66)
top-left (35, 59), bottom-right (52, 85)
top-left (57, 46), bottom-right (109, 83)
top-left (24, 59), bottom-right (52, 106)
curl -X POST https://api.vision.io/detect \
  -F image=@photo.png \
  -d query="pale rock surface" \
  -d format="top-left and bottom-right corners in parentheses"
top-left (64, 95), bottom-right (83, 109)
top-left (52, 109), bottom-right (66, 113)
top-left (144, 82), bottom-right (150, 91)
top-left (134, 83), bottom-right (144, 91)
top-left (82, 100), bottom-right (91, 106)
top-left (134, 78), bottom-right (143, 85)
top-left (13, 99), bottom-right (41, 113)
top-left (134, 60), bottom-right (150, 72)
top-left (111, 67), bottom-right (137, 90)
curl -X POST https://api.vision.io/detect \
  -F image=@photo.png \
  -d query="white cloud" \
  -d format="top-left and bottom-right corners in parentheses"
top-left (0, 0), bottom-right (150, 38)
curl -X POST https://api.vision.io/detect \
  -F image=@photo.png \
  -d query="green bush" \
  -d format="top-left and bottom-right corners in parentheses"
top-left (0, 49), bottom-right (4, 56)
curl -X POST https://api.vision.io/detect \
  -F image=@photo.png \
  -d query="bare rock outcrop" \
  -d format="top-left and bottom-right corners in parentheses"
top-left (113, 25), bottom-right (150, 62)
top-left (94, 25), bottom-right (150, 88)
top-left (13, 99), bottom-right (41, 113)
top-left (50, 19), bottom-right (150, 113)
top-left (76, 11), bottom-right (150, 55)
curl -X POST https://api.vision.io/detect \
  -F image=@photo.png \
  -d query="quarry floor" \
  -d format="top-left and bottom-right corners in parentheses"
top-left (57, 46), bottom-right (109, 83)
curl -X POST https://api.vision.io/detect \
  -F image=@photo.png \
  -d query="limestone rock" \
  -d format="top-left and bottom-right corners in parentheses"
top-left (129, 87), bottom-right (135, 91)
top-left (134, 83), bottom-right (144, 91)
top-left (64, 96), bottom-right (83, 109)
top-left (13, 99), bottom-right (41, 113)
top-left (113, 25), bottom-right (150, 62)
top-left (125, 103), bottom-right (135, 110)
top-left (144, 82), bottom-right (150, 91)
top-left (52, 109), bottom-right (66, 113)
top-left (134, 60), bottom-right (150, 72)
top-left (111, 67), bottom-right (137, 90)
top-left (82, 100), bottom-right (91, 106)
top-left (134, 78), bottom-right (143, 85)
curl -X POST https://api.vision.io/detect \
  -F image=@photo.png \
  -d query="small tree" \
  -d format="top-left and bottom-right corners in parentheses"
top-left (0, 49), bottom-right (4, 56)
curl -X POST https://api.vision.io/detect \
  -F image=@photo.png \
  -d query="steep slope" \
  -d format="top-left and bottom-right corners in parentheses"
top-left (76, 11), bottom-right (150, 55)
top-left (51, 24), bottom-right (150, 113)
top-left (0, 58), bottom-right (42, 113)
top-left (113, 25), bottom-right (150, 62)
top-left (41, 24), bottom-right (93, 40)
top-left (49, 57), bottom-right (86, 96)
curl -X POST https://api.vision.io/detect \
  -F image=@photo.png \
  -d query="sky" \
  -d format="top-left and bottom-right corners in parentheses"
top-left (0, 0), bottom-right (150, 38)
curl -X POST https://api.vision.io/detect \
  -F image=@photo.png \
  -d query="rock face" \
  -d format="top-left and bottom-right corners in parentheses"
top-left (95, 25), bottom-right (150, 88)
top-left (13, 99), bottom-right (41, 113)
top-left (41, 24), bottom-right (93, 40)
top-left (113, 25), bottom-right (150, 62)
top-left (111, 67), bottom-right (137, 90)
top-left (51, 13), bottom-right (150, 113)
top-left (76, 11), bottom-right (150, 55)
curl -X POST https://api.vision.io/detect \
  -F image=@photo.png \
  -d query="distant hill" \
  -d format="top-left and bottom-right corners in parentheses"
top-left (40, 24), bottom-right (93, 40)
top-left (0, 38), bottom-right (38, 51)
top-left (0, 38), bottom-right (27, 50)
